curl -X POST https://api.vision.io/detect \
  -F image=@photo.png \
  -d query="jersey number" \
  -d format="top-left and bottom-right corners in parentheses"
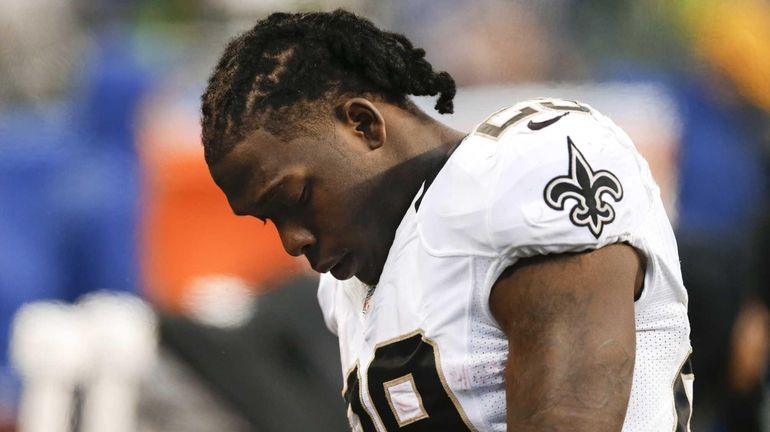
top-left (474, 99), bottom-right (590, 140)
top-left (343, 331), bottom-right (473, 431)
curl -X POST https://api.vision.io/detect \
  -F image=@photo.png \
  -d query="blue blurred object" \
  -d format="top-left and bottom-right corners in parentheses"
top-left (673, 77), bottom-right (767, 234)
top-left (600, 63), bottom-right (767, 234)
top-left (0, 27), bottom-right (151, 407)
top-left (602, 63), bottom-right (768, 432)
top-left (0, 105), bottom-right (71, 408)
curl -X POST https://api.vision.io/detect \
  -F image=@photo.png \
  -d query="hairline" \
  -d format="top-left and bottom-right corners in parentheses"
top-left (205, 91), bottom-right (430, 167)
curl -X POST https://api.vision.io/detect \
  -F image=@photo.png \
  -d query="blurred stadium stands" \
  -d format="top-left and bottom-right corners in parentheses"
top-left (0, 0), bottom-right (768, 431)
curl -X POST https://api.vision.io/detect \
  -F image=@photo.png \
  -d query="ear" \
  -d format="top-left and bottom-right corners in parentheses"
top-left (337, 98), bottom-right (386, 150)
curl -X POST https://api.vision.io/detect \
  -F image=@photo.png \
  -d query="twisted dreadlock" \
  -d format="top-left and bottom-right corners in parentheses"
top-left (201, 9), bottom-right (456, 166)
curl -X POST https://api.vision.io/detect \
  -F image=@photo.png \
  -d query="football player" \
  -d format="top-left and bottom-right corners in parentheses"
top-left (201, 10), bottom-right (693, 431)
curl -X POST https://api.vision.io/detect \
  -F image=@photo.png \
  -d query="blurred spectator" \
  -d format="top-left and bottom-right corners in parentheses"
top-left (1, 1), bottom-right (769, 430)
top-left (0, 0), bottom-right (83, 104)
top-left (385, 0), bottom-right (561, 86)
top-left (0, 3), bottom-right (150, 426)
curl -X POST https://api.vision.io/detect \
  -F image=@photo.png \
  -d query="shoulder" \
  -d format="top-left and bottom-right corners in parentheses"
top-left (416, 98), bottom-right (656, 259)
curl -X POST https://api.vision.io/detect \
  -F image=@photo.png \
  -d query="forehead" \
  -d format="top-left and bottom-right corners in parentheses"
top-left (209, 129), bottom-right (304, 204)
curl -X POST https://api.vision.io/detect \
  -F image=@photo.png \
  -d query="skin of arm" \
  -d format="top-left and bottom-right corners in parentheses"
top-left (489, 243), bottom-right (644, 431)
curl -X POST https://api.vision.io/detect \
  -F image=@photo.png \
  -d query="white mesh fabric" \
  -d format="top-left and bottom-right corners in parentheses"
top-left (468, 257), bottom-right (507, 432)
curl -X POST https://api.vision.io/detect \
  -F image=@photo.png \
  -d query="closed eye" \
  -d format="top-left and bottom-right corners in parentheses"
top-left (299, 184), bottom-right (310, 205)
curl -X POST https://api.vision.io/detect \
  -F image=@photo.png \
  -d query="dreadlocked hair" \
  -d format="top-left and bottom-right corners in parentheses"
top-left (201, 9), bottom-right (456, 166)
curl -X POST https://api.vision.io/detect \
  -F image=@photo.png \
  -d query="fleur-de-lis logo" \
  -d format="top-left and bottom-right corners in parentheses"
top-left (543, 137), bottom-right (624, 238)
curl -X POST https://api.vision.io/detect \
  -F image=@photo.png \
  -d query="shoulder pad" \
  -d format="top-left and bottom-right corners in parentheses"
top-left (418, 100), bottom-right (655, 259)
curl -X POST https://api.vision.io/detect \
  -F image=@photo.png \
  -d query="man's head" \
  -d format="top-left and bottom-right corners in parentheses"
top-left (201, 10), bottom-right (457, 285)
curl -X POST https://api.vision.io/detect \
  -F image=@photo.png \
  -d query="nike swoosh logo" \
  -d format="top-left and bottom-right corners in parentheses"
top-left (527, 112), bottom-right (569, 130)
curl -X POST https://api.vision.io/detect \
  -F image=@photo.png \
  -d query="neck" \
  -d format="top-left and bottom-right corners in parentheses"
top-left (387, 109), bottom-right (467, 184)
top-left (373, 113), bottom-right (467, 219)
top-left (357, 112), bottom-right (466, 285)
top-left (399, 116), bottom-right (466, 162)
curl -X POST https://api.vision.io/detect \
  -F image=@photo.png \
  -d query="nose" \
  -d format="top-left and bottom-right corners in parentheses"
top-left (276, 221), bottom-right (316, 257)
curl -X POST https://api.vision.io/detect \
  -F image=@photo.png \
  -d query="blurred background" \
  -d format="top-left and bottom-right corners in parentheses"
top-left (0, 0), bottom-right (769, 431)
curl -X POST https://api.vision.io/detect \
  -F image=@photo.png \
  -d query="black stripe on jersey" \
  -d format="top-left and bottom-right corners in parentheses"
top-left (674, 354), bottom-right (694, 432)
top-left (343, 364), bottom-right (377, 431)
top-left (414, 136), bottom-right (467, 211)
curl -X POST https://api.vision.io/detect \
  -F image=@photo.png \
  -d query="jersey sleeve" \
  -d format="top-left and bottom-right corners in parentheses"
top-left (486, 111), bottom-right (655, 262)
top-left (418, 101), bottom-right (657, 264)
top-left (418, 102), bottom-right (659, 329)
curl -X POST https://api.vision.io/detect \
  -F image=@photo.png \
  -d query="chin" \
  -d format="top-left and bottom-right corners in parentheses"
top-left (358, 276), bottom-right (378, 286)
top-left (355, 266), bottom-right (381, 286)
top-left (344, 253), bottom-right (383, 285)
top-left (331, 270), bottom-right (355, 281)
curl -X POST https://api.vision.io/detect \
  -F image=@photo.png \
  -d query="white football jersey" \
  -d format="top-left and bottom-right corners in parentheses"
top-left (318, 98), bottom-right (693, 431)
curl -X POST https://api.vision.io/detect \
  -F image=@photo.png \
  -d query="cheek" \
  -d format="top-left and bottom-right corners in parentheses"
top-left (312, 180), bottom-right (368, 238)
top-left (307, 148), bottom-right (382, 244)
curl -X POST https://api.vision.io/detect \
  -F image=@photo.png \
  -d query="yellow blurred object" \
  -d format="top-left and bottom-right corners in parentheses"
top-left (674, 0), bottom-right (770, 111)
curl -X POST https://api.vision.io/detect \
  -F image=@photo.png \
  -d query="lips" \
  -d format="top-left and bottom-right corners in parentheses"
top-left (311, 253), bottom-right (345, 274)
